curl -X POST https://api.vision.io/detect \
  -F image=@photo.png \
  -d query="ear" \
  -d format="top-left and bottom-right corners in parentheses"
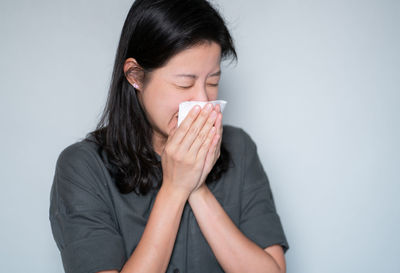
top-left (123, 58), bottom-right (144, 91)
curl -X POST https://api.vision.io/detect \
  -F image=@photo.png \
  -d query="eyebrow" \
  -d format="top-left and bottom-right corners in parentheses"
top-left (173, 70), bottom-right (222, 79)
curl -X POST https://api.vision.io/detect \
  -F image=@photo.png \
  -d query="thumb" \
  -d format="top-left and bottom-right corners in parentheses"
top-left (168, 124), bottom-right (178, 139)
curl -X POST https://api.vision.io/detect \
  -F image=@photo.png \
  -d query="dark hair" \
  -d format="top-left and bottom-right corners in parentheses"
top-left (86, 0), bottom-right (237, 195)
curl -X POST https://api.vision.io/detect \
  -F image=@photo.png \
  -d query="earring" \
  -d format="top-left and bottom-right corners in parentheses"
top-left (133, 83), bottom-right (139, 89)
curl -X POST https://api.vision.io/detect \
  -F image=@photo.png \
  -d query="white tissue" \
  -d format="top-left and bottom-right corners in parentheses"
top-left (177, 100), bottom-right (227, 127)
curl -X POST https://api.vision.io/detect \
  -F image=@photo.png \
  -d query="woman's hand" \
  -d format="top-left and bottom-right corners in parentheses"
top-left (195, 104), bottom-right (223, 190)
top-left (161, 103), bottom-right (218, 196)
top-left (191, 104), bottom-right (223, 194)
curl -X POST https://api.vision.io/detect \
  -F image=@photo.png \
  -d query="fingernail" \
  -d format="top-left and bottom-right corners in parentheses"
top-left (205, 103), bottom-right (213, 111)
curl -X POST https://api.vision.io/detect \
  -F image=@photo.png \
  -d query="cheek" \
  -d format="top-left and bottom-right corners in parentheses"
top-left (147, 91), bottom-right (183, 129)
top-left (209, 94), bottom-right (218, 101)
top-left (207, 88), bottom-right (219, 101)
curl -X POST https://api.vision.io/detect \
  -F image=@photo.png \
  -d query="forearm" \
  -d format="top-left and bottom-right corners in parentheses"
top-left (120, 183), bottom-right (188, 273)
top-left (188, 186), bottom-right (282, 273)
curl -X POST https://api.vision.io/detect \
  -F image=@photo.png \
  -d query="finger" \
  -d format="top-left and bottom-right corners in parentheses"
top-left (215, 104), bottom-right (221, 113)
top-left (179, 103), bottom-right (214, 151)
top-left (214, 133), bottom-right (222, 159)
top-left (198, 132), bottom-right (220, 185)
top-left (168, 124), bottom-right (178, 139)
top-left (203, 133), bottom-right (221, 171)
top-left (169, 105), bottom-right (201, 146)
top-left (211, 133), bottom-right (221, 157)
top-left (195, 126), bottom-right (216, 162)
top-left (214, 113), bottom-right (223, 153)
top-left (215, 112), bottom-right (223, 136)
top-left (188, 110), bottom-right (218, 154)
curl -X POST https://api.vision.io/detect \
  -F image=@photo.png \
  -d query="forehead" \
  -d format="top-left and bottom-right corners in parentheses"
top-left (159, 41), bottom-right (222, 76)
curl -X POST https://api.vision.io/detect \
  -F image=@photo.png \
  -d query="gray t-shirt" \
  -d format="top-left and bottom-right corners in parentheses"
top-left (49, 125), bottom-right (289, 273)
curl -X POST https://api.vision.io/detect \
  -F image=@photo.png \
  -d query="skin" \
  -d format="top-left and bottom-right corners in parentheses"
top-left (129, 41), bottom-right (222, 157)
top-left (98, 41), bottom-right (286, 273)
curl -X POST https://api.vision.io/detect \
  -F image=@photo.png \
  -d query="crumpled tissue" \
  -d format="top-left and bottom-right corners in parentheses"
top-left (177, 100), bottom-right (227, 127)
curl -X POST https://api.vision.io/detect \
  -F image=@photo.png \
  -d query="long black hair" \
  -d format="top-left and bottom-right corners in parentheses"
top-left (86, 0), bottom-right (237, 195)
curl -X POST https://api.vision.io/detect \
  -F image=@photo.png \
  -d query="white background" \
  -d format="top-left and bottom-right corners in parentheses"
top-left (1, 0), bottom-right (399, 272)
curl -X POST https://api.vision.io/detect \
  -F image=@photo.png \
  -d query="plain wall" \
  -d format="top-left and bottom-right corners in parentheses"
top-left (0, 0), bottom-right (399, 272)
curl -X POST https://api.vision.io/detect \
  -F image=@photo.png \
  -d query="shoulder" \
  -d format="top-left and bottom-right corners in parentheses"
top-left (54, 137), bottom-right (106, 190)
top-left (56, 138), bottom-right (98, 170)
top-left (222, 124), bottom-right (258, 155)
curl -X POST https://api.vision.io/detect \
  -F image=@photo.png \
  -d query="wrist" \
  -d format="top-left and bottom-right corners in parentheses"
top-left (188, 184), bottom-right (210, 204)
top-left (160, 181), bottom-right (190, 203)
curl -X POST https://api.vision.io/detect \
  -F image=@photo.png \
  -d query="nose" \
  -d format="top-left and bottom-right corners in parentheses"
top-left (191, 84), bottom-right (209, 102)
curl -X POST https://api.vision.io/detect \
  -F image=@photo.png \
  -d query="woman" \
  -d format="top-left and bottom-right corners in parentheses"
top-left (49, 0), bottom-right (289, 272)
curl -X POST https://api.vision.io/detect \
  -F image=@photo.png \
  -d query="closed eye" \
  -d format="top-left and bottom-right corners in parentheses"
top-left (176, 84), bottom-right (218, 89)
top-left (177, 85), bottom-right (193, 89)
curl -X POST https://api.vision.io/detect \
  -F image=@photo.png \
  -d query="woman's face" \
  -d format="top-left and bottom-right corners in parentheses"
top-left (136, 41), bottom-right (222, 140)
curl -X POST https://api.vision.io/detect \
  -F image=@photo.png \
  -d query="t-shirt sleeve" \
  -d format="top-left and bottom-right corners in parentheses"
top-left (238, 129), bottom-right (289, 253)
top-left (49, 144), bottom-right (127, 273)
